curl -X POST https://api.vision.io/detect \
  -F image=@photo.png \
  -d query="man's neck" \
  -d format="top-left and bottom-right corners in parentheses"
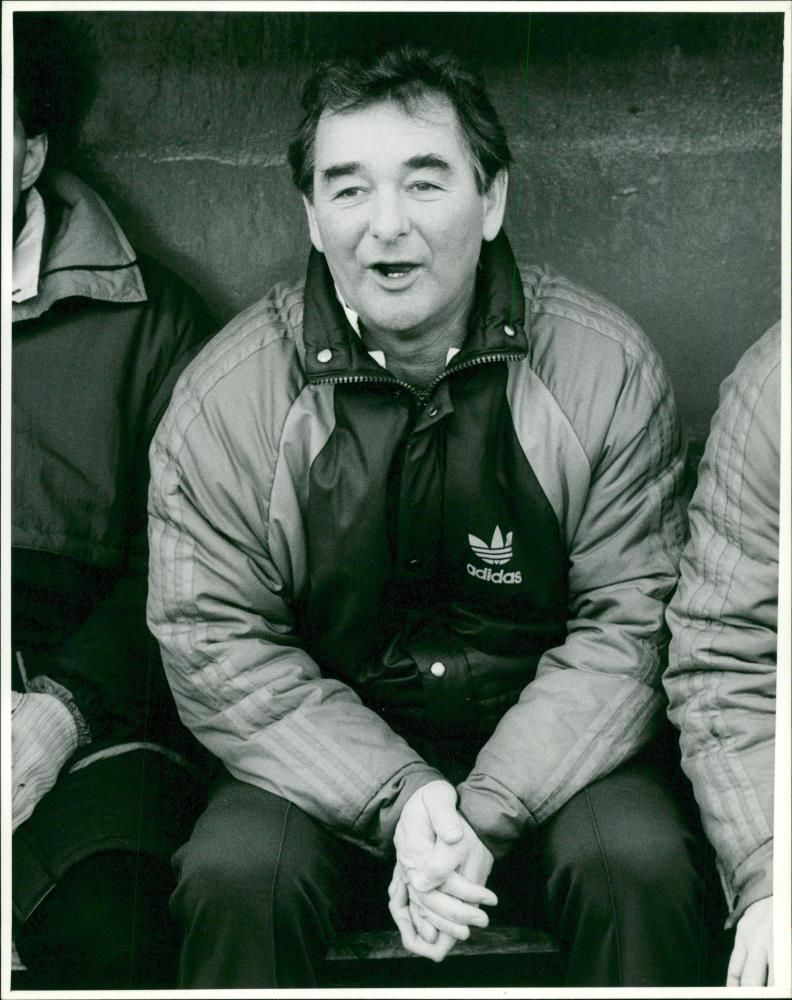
top-left (360, 305), bottom-right (472, 390)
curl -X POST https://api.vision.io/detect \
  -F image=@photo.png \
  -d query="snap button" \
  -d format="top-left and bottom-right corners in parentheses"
top-left (430, 661), bottom-right (446, 678)
top-left (427, 405), bottom-right (438, 417)
top-left (317, 349), bottom-right (333, 363)
top-left (504, 324), bottom-right (516, 337)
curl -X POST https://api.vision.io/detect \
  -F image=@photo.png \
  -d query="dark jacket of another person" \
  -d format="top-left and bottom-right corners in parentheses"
top-left (12, 169), bottom-right (215, 758)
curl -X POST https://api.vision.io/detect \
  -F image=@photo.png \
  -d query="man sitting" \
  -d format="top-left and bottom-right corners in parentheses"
top-left (11, 14), bottom-right (215, 988)
top-left (665, 321), bottom-right (780, 988)
top-left (148, 45), bottom-right (709, 987)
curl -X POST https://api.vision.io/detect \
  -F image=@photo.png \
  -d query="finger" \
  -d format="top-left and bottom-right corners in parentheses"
top-left (402, 866), bottom-right (444, 894)
top-left (401, 846), bottom-right (462, 893)
top-left (740, 946), bottom-right (769, 987)
top-left (409, 902), bottom-right (472, 942)
top-left (440, 871), bottom-right (498, 907)
top-left (411, 886), bottom-right (489, 929)
top-left (409, 887), bottom-right (474, 941)
top-left (726, 943), bottom-right (747, 987)
top-left (388, 868), bottom-right (408, 903)
top-left (428, 931), bottom-right (458, 963)
top-left (408, 930), bottom-right (457, 963)
top-left (425, 787), bottom-right (464, 844)
top-left (389, 871), bottom-right (440, 948)
top-left (408, 900), bottom-right (439, 944)
top-left (389, 897), bottom-right (454, 962)
top-left (390, 897), bottom-right (422, 952)
top-left (399, 856), bottom-right (449, 894)
top-left (419, 838), bottom-right (468, 887)
top-left (457, 841), bottom-right (494, 888)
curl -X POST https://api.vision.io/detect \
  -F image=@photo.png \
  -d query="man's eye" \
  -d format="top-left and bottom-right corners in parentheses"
top-left (409, 181), bottom-right (440, 193)
top-left (333, 187), bottom-right (364, 200)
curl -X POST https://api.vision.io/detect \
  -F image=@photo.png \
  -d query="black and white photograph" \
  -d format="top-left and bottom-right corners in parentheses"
top-left (3, 2), bottom-right (789, 995)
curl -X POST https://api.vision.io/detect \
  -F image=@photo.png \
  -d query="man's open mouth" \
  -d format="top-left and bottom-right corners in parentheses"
top-left (370, 262), bottom-right (418, 279)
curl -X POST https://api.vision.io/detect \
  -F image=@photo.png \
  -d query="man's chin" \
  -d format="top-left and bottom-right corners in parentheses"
top-left (359, 311), bottom-right (432, 340)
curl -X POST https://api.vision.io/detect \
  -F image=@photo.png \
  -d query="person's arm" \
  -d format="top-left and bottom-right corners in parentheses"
top-left (12, 690), bottom-right (78, 831)
top-left (665, 324), bottom-right (779, 983)
top-left (20, 267), bottom-right (215, 747)
top-left (147, 324), bottom-right (443, 856)
top-left (457, 337), bottom-right (687, 857)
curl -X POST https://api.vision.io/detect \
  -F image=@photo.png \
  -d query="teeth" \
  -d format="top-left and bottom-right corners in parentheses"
top-left (376, 264), bottom-right (413, 277)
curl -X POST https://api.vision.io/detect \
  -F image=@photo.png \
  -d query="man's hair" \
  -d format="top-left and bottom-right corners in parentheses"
top-left (14, 13), bottom-right (95, 155)
top-left (288, 46), bottom-right (511, 198)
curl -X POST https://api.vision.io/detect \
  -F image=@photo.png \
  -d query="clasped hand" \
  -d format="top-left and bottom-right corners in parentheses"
top-left (12, 691), bottom-right (78, 832)
top-left (727, 896), bottom-right (773, 987)
top-left (388, 780), bottom-right (496, 962)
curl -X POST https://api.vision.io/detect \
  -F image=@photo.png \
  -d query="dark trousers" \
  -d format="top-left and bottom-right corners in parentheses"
top-left (172, 739), bottom-right (728, 988)
top-left (14, 851), bottom-right (180, 989)
top-left (13, 750), bottom-right (207, 989)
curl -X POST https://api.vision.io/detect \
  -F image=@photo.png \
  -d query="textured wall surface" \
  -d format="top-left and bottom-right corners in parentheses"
top-left (31, 11), bottom-right (783, 441)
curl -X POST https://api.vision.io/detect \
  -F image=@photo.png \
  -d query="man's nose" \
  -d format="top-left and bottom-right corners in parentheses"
top-left (368, 189), bottom-right (410, 242)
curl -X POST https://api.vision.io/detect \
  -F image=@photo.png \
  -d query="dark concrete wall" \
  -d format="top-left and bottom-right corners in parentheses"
top-left (33, 11), bottom-right (783, 441)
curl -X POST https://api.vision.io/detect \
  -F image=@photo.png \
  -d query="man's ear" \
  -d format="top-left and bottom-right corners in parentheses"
top-left (20, 133), bottom-right (48, 193)
top-left (303, 194), bottom-right (324, 253)
top-left (482, 169), bottom-right (508, 243)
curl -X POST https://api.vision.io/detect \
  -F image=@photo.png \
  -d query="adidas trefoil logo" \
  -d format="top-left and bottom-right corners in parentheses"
top-left (467, 527), bottom-right (522, 584)
top-left (468, 526), bottom-right (513, 564)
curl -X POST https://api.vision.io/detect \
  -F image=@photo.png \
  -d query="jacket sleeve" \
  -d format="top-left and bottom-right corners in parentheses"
top-left (32, 267), bottom-right (216, 743)
top-left (147, 332), bottom-right (442, 857)
top-left (458, 338), bottom-right (687, 856)
top-left (664, 324), bottom-right (779, 925)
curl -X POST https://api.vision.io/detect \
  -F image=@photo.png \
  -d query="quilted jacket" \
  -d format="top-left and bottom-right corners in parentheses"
top-left (148, 231), bottom-right (687, 858)
top-left (12, 169), bottom-right (214, 747)
top-left (665, 322), bottom-right (780, 926)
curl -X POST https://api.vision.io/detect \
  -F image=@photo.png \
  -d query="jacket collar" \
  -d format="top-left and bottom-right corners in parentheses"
top-left (12, 170), bottom-right (147, 323)
top-left (301, 228), bottom-right (529, 382)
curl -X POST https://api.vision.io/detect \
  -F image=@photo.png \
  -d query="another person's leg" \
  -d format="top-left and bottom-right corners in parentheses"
top-left (172, 770), bottom-right (372, 988)
top-left (15, 851), bottom-right (178, 988)
top-left (13, 750), bottom-right (206, 989)
top-left (540, 731), bottom-right (710, 986)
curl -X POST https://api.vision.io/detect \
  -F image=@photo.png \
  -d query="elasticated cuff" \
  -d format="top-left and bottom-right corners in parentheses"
top-left (457, 776), bottom-right (535, 860)
top-left (27, 675), bottom-right (92, 747)
top-left (725, 839), bottom-right (773, 929)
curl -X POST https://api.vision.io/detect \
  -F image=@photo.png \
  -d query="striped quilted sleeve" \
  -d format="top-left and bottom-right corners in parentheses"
top-left (665, 322), bottom-right (779, 926)
top-left (147, 292), bottom-right (442, 857)
top-left (458, 271), bottom-right (687, 853)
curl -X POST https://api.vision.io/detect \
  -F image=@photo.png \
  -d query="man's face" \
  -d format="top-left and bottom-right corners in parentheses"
top-left (13, 98), bottom-right (47, 215)
top-left (304, 95), bottom-right (507, 342)
top-left (13, 103), bottom-right (30, 214)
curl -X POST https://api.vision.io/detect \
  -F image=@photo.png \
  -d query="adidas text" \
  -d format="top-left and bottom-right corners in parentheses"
top-left (467, 564), bottom-right (522, 584)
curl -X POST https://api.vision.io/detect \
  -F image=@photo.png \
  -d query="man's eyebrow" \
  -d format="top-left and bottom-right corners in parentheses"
top-left (404, 154), bottom-right (452, 172)
top-left (319, 153), bottom-right (452, 185)
top-left (320, 162), bottom-right (363, 185)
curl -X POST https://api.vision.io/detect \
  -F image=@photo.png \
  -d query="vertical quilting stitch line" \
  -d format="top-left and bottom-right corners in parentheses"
top-left (583, 786), bottom-right (624, 985)
top-left (269, 800), bottom-right (292, 988)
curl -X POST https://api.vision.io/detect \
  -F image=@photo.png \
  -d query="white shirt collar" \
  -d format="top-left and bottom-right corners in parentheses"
top-left (334, 285), bottom-right (461, 369)
top-left (12, 187), bottom-right (45, 303)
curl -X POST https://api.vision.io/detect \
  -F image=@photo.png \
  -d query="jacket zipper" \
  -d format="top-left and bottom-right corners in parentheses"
top-left (311, 350), bottom-right (525, 406)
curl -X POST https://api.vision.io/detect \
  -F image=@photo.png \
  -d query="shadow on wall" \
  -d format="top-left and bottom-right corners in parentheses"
top-left (18, 10), bottom-right (783, 441)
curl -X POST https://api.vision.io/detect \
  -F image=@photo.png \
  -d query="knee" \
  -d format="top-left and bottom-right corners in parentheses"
top-left (553, 823), bottom-right (699, 905)
top-left (175, 836), bottom-right (277, 918)
top-left (174, 827), bottom-right (322, 928)
top-left (17, 852), bottom-right (177, 988)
